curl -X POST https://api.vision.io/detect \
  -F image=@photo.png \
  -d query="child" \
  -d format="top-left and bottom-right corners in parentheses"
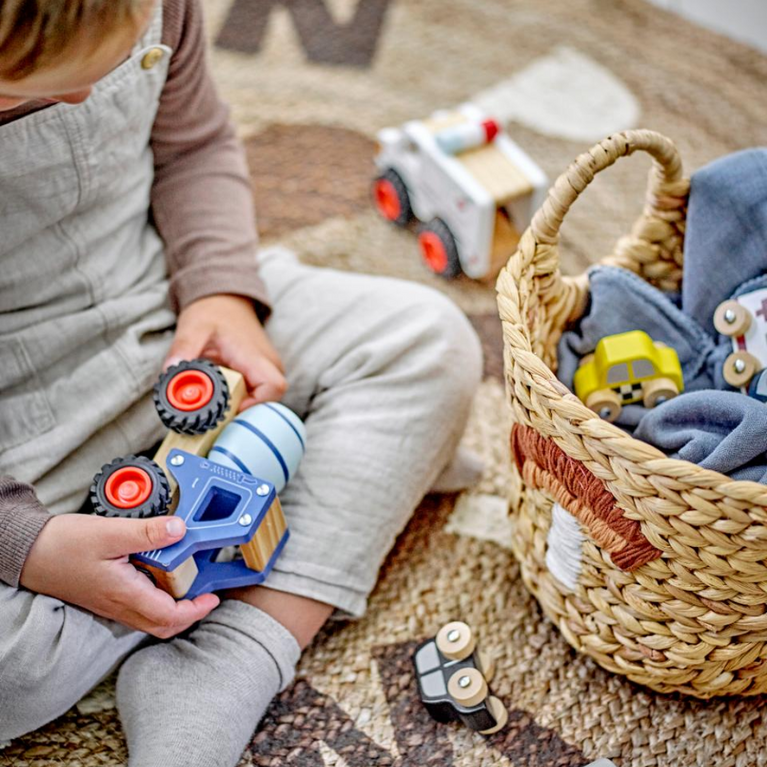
top-left (0, 1), bottom-right (482, 765)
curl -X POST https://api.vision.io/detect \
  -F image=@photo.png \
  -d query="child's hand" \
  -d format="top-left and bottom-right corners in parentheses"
top-left (164, 294), bottom-right (287, 410)
top-left (20, 514), bottom-right (219, 638)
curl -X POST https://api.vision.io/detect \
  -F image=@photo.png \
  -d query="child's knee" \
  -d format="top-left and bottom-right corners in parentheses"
top-left (393, 283), bottom-right (483, 405)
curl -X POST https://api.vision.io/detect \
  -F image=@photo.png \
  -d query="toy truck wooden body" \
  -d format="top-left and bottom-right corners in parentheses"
top-left (373, 103), bottom-right (548, 281)
top-left (90, 360), bottom-right (305, 599)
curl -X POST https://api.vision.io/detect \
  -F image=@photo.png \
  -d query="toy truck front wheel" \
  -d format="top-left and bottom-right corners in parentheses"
top-left (417, 219), bottom-right (461, 279)
top-left (154, 359), bottom-right (230, 435)
top-left (91, 455), bottom-right (171, 518)
top-left (372, 169), bottom-right (413, 227)
top-left (585, 388), bottom-right (622, 422)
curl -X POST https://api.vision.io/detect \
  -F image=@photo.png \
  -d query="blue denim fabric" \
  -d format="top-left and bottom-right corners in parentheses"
top-left (556, 148), bottom-right (767, 481)
top-left (682, 149), bottom-right (767, 336)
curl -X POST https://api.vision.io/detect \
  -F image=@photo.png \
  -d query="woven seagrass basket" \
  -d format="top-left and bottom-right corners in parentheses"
top-left (496, 129), bottom-right (767, 698)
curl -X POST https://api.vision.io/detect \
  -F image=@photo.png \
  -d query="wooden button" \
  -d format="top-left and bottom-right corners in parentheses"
top-left (141, 48), bottom-right (164, 70)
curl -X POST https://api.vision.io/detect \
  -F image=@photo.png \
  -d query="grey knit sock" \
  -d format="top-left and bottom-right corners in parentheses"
top-left (116, 600), bottom-right (300, 767)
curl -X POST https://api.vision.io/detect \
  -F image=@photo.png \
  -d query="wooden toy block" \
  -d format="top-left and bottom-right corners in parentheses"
top-left (134, 555), bottom-right (199, 599)
top-left (414, 621), bottom-right (507, 736)
top-left (240, 498), bottom-right (287, 572)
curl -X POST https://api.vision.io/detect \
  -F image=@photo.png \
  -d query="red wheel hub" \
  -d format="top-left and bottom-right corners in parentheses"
top-left (166, 369), bottom-right (214, 411)
top-left (418, 231), bottom-right (449, 274)
top-left (374, 179), bottom-right (402, 221)
top-left (105, 466), bottom-right (153, 509)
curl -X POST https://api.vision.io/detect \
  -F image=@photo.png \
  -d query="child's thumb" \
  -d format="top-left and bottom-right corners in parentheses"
top-left (106, 515), bottom-right (186, 557)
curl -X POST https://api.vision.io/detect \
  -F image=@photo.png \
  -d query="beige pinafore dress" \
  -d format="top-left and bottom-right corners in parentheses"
top-left (0, 2), bottom-right (175, 513)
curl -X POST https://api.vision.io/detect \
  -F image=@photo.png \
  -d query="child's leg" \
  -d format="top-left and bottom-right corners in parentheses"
top-left (117, 250), bottom-right (482, 767)
top-left (0, 584), bottom-right (144, 740)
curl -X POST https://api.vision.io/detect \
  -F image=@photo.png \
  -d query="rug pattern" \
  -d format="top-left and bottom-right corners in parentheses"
top-left (4, 0), bottom-right (767, 764)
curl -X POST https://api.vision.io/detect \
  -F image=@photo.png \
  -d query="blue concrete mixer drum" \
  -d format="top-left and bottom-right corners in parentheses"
top-left (209, 402), bottom-right (306, 493)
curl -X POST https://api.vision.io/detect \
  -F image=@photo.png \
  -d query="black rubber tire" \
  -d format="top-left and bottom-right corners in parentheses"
top-left (90, 455), bottom-right (171, 518)
top-left (154, 359), bottom-right (230, 435)
top-left (373, 169), bottom-right (414, 227)
top-left (418, 218), bottom-right (462, 279)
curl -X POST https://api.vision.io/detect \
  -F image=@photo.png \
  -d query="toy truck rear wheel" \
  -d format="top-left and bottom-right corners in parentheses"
top-left (479, 697), bottom-right (508, 735)
top-left (643, 377), bottom-right (679, 408)
top-left (418, 219), bottom-right (461, 279)
top-left (154, 359), bottom-right (230, 435)
top-left (372, 169), bottom-right (413, 227)
top-left (91, 455), bottom-right (171, 518)
top-left (723, 351), bottom-right (760, 388)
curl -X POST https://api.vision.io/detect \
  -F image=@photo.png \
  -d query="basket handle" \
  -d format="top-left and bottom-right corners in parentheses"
top-left (498, 130), bottom-right (688, 366)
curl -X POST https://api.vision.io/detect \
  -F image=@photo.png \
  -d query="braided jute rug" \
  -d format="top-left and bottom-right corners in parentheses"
top-left (5, 1), bottom-right (767, 765)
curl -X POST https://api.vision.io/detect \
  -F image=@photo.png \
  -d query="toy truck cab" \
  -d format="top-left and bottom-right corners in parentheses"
top-left (574, 330), bottom-right (683, 422)
top-left (373, 103), bottom-right (547, 280)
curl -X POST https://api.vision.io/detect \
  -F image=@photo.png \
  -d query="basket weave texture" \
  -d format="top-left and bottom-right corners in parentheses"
top-left (497, 130), bottom-right (767, 698)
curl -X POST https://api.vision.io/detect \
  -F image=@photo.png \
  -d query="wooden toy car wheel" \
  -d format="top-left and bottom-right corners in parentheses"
top-left (723, 351), bottom-right (760, 388)
top-left (479, 696), bottom-right (508, 735)
top-left (90, 455), bottom-right (171, 518)
top-left (372, 169), bottom-right (413, 227)
top-left (436, 621), bottom-right (476, 661)
top-left (642, 377), bottom-right (679, 408)
top-left (714, 300), bottom-right (751, 337)
top-left (447, 667), bottom-right (488, 708)
top-left (476, 649), bottom-right (496, 683)
top-left (154, 359), bottom-right (230, 435)
top-left (585, 388), bottom-right (622, 422)
top-left (417, 219), bottom-right (461, 279)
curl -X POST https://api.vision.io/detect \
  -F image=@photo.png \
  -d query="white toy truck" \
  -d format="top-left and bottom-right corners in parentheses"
top-left (373, 103), bottom-right (548, 281)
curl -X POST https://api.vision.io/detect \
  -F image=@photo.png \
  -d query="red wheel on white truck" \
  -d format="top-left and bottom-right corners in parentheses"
top-left (372, 169), bottom-right (413, 227)
top-left (418, 219), bottom-right (461, 279)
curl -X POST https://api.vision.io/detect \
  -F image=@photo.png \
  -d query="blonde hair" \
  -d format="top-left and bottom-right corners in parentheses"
top-left (0, 0), bottom-right (149, 80)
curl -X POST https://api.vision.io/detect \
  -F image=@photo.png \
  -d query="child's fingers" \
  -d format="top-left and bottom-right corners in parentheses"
top-left (163, 326), bottom-right (208, 371)
top-left (99, 515), bottom-right (187, 557)
top-left (125, 575), bottom-right (220, 637)
top-left (237, 358), bottom-right (288, 408)
top-left (143, 595), bottom-right (221, 638)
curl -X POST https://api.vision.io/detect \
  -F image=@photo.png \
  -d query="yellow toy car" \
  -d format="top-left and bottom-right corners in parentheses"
top-left (573, 330), bottom-right (684, 422)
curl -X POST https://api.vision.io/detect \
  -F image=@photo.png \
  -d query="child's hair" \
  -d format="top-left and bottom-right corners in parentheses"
top-left (0, 0), bottom-right (149, 80)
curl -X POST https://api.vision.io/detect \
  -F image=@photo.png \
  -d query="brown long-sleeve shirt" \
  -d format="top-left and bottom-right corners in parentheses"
top-left (0, 0), bottom-right (268, 586)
